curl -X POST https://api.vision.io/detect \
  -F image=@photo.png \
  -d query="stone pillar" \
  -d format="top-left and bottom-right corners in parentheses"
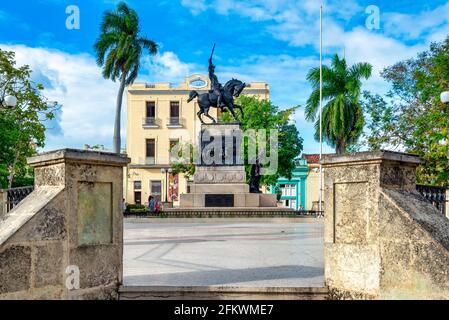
top-left (322, 151), bottom-right (422, 299)
top-left (0, 149), bottom-right (130, 299)
top-left (0, 189), bottom-right (6, 218)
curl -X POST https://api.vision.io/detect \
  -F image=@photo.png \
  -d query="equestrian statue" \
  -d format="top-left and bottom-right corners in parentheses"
top-left (187, 44), bottom-right (246, 124)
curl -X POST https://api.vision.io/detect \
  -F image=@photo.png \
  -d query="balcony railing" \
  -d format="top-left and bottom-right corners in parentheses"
top-left (145, 157), bottom-right (155, 165)
top-left (134, 157), bottom-right (156, 166)
top-left (142, 117), bottom-right (160, 128)
top-left (167, 117), bottom-right (184, 128)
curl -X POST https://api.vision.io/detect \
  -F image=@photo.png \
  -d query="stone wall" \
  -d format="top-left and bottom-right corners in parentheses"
top-left (322, 151), bottom-right (449, 299)
top-left (0, 149), bottom-right (130, 300)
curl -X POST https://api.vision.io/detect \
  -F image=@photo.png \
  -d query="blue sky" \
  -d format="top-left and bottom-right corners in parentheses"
top-left (1, 0), bottom-right (449, 154)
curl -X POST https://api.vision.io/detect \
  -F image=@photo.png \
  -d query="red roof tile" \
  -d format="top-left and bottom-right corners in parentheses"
top-left (303, 154), bottom-right (321, 164)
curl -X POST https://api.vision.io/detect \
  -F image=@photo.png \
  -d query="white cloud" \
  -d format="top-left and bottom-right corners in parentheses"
top-left (217, 54), bottom-right (317, 107)
top-left (383, 2), bottom-right (449, 41)
top-left (180, 0), bottom-right (363, 47)
top-left (1, 44), bottom-right (120, 151)
top-left (324, 25), bottom-right (426, 94)
top-left (0, 45), bottom-right (199, 151)
top-left (179, 0), bottom-right (438, 97)
top-left (214, 54), bottom-right (327, 153)
top-left (181, 0), bottom-right (208, 15)
top-left (142, 51), bottom-right (197, 84)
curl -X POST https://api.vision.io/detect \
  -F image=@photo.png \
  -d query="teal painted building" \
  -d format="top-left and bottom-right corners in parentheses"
top-left (271, 158), bottom-right (309, 210)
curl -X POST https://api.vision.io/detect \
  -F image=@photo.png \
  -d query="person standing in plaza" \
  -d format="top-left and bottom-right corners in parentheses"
top-left (148, 195), bottom-right (155, 213)
top-left (122, 198), bottom-right (127, 214)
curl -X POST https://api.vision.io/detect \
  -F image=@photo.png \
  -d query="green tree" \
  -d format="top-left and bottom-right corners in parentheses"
top-left (360, 38), bottom-right (449, 186)
top-left (222, 95), bottom-right (303, 187)
top-left (305, 54), bottom-right (372, 154)
top-left (170, 142), bottom-right (196, 180)
top-left (170, 96), bottom-right (303, 190)
top-left (94, 1), bottom-right (158, 153)
top-left (357, 91), bottom-right (405, 151)
top-left (0, 49), bottom-right (57, 188)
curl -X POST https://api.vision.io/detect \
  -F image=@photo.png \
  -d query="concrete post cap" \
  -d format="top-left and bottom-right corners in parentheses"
top-left (320, 150), bottom-right (423, 166)
top-left (27, 148), bottom-right (131, 167)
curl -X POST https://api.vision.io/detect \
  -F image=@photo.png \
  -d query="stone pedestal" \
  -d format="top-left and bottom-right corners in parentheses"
top-left (322, 151), bottom-right (449, 300)
top-left (0, 149), bottom-right (130, 300)
top-left (179, 123), bottom-right (276, 208)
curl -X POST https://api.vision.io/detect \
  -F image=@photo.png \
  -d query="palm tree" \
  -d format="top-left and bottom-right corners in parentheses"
top-left (94, 1), bottom-right (157, 153)
top-left (305, 54), bottom-right (372, 154)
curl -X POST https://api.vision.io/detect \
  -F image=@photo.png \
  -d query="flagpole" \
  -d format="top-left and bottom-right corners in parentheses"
top-left (319, 5), bottom-right (323, 216)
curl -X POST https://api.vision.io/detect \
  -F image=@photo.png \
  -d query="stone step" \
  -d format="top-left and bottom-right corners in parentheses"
top-left (118, 286), bottom-right (329, 300)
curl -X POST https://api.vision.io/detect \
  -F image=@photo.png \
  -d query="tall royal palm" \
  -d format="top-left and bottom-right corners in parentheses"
top-left (305, 54), bottom-right (372, 154)
top-left (94, 2), bottom-right (157, 153)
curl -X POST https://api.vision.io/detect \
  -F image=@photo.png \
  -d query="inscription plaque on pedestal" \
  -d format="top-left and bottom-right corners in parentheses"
top-left (205, 194), bottom-right (234, 207)
top-left (77, 182), bottom-right (113, 245)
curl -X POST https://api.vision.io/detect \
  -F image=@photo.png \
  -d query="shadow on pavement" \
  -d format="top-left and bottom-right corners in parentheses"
top-left (124, 264), bottom-right (324, 286)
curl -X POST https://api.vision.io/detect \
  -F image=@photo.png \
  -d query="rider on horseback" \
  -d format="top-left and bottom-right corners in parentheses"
top-left (187, 44), bottom-right (245, 124)
top-left (208, 45), bottom-right (225, 110)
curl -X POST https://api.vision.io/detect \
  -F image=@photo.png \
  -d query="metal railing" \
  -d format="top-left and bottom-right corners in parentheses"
top-left (142, 117), bottom-right (160, 127)
top-left (416, 184), bottom-right (447, 216)
top-left (145, 157), bottom-right (155, 165)
top-left (1, 186), bottom-right (34, 214)
top-left (296, 210), bottom-right (325, 217)
top-left (167, 117), bottom-right (183, 127)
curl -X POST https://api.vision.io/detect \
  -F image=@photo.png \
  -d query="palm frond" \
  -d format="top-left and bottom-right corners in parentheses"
top-left (349, 62), bottom-right (373, 80)
top-left (138, 38), bottom-right (158, 55)
top-left (306, 53), bottom-right (372, 153)
top-left (94, 32), bottom-right (119, 66)
top-left (305, 89), bottom-right (320, 121)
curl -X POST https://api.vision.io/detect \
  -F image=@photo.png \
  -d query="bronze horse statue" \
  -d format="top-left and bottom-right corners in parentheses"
top-left (187, 79), bottom-right (246, 124)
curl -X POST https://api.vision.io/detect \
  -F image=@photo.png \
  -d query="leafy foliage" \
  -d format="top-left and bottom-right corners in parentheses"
top-left (359, 38), bottom-right (449, 186)
top-left (170, 142), bottom-right (196, 180)
top-left (358, 91), bottom-right (404, 151)
top-left (171, 96), bottom-right (303, 188)
top-left (221, 95), bottom-right (303, 187)
top-left (305, 54), bottom-right (372, 154)
top-left (0, 49), bottom-right (57, 188)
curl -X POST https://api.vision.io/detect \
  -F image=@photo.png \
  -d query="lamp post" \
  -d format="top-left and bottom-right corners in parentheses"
top-left (440, 91), bottom-right (449, 146)
top-left (440, 91), bottom-right (449, 104)
top-left (161, 167), bottom-right (173, 203)
top-left (318, 5), bottom-right (324, 216)
top-left (0, 95), bottom-right (17, 109)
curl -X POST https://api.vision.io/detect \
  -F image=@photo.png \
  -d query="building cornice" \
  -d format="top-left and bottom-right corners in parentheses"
top-left (129, 164), bottom-right (172, 169)
top-left (128, 89), bottom-right (268, 96)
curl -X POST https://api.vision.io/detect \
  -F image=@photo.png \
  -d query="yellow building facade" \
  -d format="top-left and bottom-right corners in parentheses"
top-left (125, 74), bottom-right (270, 206)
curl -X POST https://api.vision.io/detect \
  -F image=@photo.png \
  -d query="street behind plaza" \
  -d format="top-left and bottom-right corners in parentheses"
top-left (123, 218), bottom-right (324, 287)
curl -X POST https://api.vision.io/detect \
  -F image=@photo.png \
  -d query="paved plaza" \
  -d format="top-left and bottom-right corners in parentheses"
top-left (123, 218), bottom-right (324, 287)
